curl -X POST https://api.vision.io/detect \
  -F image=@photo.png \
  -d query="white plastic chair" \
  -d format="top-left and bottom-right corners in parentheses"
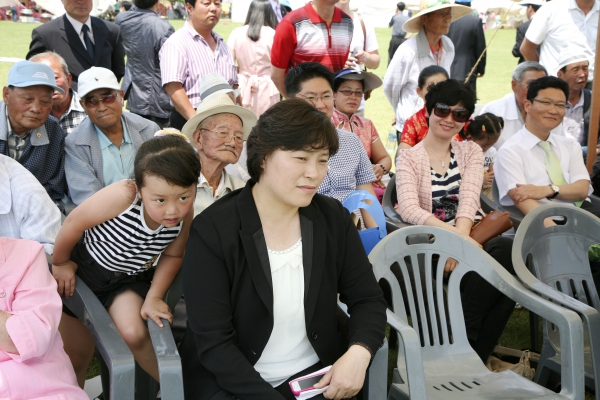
top-left (369, 226), bottom-right (585, 399)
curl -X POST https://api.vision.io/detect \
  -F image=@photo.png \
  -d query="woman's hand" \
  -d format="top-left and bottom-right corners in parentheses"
top-left (52, 261), bottom-right (78, 298)
top-left (140, 297), bottom-right (172, 328)
top-left (313, 345), bottom-right (371, 399)
top-left (483, 170), bottom-right (494, 186)
top-left (373, 179), bottom-right (386, 189)
top-left (372, 164), bottom-right (385, 180)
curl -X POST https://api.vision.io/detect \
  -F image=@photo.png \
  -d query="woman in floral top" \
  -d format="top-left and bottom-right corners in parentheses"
top-left (400, 65), bottom-right (449, 149)
top-left (332, 70), bottom-right (392, 194)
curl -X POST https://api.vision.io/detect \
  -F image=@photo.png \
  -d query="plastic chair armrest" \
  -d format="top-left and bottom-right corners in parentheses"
top-left (148, 318), bottom-right (184, 399)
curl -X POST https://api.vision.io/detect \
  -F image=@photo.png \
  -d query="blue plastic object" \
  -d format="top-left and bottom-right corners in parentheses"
top-left (342, 190), bottom-right (387, 254)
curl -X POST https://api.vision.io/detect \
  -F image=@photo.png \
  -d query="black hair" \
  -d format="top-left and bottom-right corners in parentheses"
top-left (530, 4), bottom-right (541, 12)
top-left (397, 2), bottom-right (405, 11)
top-left (245, 0), bottom-right (278, 42)
top-left (246, 99), bottom-right (339, 182)
top-left (424, 79), bottom-right (476, 117)
top-left (463, 112), bottom-right (504, 140)
top-left (134, 135), bottom-right (200, 189)
top-left (418, 65), bottom-right (449, 90)
top-left (284, 62), bottom-right (335, 97)
top-left (333, 74), bottom-right (364, 93)
top-left (121, 0), bottom-right (132, 10)
top-left (526, 76), bottom-right (569, 102)
top-left (132, 0), bottom-right (153, 9)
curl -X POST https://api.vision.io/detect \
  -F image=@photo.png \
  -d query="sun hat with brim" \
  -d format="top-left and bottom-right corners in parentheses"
top-left (555, 49), bottom-right (593, 75)
top-left (518, 0), bottom-right (545, 7)
top-left (182, 93), bottom-right (258, 141)
top-left (402, 0), bottom-right (472, 34)
top-left (334, 70), bottom-right (383, 93)
top-left (8, 60), bottom-right (64, 93)
top-left (196, 73), bottom-right (234, 108)
top-left (78, 67), bottom-right (121, 98)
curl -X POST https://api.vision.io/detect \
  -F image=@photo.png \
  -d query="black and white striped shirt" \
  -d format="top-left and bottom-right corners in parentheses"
top-left (84, 198), bottom-right (182, 274)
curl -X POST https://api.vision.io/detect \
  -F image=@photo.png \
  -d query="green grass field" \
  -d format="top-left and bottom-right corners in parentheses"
top-left (0, 19), bottom-right (594, 398)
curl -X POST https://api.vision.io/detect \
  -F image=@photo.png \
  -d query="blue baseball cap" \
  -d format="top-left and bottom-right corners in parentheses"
top-left (7, 60), bottom-right (64, 93)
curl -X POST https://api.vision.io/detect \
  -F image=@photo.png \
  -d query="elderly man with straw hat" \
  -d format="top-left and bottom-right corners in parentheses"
top-left (383, 0), bottom-right (471, 136)
top-left (182, 93), bottom-right (257, 216)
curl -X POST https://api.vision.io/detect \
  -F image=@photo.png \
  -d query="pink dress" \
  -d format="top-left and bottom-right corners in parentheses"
top-left (227, 25), bottom-right (280, 116)
top-left (0, 238), bottom-right (87, 400)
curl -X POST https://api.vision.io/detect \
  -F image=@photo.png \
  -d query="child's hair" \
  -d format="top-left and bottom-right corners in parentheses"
top-left (418, 65), bottom-right (449, 90)
top-left (134, 135), bottom-right (200, 189)
top-left (463, 113), bottom-right (504, 141)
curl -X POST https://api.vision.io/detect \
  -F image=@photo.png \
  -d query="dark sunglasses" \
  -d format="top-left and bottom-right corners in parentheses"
top-left (83, 93), bottom-right (119, 108)
top-left (433, 103), bottom-right (470, 123)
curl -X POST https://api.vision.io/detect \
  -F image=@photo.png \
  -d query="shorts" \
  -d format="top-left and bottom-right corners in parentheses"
top-left (61, 239), bottom-right (155, 317)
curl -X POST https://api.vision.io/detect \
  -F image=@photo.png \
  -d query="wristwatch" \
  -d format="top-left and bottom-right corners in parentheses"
top-left (547, 184), bottom-right (560, 200)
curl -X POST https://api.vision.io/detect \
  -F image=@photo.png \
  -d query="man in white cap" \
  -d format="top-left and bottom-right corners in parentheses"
top-left (383, 0), bottom-right (471, 135)
top-left (557, 51), bottom-right (594, 150)
top-left (65, 67), bottom-right (160, 205)
top-left (520, 0), bottom-right (598, 75)
top-left (1, 60), bottom-right (67, 204)
top-left (181, 93), bottom-right (257, 216)
top-left (512, 0), bottom-right (544, 64)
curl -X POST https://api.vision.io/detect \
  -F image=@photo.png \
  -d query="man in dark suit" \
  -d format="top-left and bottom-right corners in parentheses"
top-left (512, 0), bottom-right (542, 64)
top-left (26, 0), bottom-right (125, 91)
top-left (447, 1), bottom-right (486, 97)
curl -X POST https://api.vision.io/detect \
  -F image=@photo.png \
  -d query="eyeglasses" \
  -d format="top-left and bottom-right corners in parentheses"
top-left (433, 103), bottom-right (470, 123)
top-left (297, 93), bottom-right (334, 104)
top-left (532, 99), bottom-right (570, 111)
top-left (199, 128), bottom-right (244, 144)
top-left (337, 89), bottom-right (363, 97)
top-left (83, 93), bottom-right (119, 108)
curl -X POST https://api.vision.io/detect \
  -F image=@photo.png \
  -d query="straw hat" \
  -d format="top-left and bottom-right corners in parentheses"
top-left (181, 93), bottom-right (258, 141)
top-left (402, 0), bottom-right (472, 34)
top-left (334, 70), bottom-right (383, 93)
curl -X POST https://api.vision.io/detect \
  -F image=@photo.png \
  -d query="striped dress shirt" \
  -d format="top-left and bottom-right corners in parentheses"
top-left (159, 21), bottom-right (238, 108)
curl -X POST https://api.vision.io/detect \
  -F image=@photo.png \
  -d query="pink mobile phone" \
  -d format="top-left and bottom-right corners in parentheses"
top-left (289, 371), bottom-right (328, 396)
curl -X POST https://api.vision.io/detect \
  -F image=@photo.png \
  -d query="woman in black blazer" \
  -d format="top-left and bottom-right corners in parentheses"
top-left (181, 99), bottom-right (387, 400)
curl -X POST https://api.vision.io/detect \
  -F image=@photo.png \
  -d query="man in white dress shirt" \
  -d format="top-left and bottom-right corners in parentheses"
top-left (479, 61), bottom-right (563, 149)
top-left (494, 76), bottom-right (598, 217)
top-left (0, 154), bottom-right (61, 255)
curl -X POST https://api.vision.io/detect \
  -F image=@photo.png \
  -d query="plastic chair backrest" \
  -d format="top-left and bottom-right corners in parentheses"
top-left (342, 190), bottom-right (387, 254)
top-left (382, 176), bottom-right (400, 222)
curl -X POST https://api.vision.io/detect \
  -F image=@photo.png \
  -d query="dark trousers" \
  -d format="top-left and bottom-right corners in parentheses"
top-left (169, 109), bottom-right (189, 131)
top-left (461, 236), bottom-right (516, 363)
top-left (133, 113), bottom-right (170, 129)
top-left (388, 36), bottom-right (406, 65)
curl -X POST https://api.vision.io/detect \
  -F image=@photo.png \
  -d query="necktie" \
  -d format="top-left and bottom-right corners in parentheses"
top-left (81, 24), bottom-right (95, 62)
top-left (538, 140), bottom-right (582, 207)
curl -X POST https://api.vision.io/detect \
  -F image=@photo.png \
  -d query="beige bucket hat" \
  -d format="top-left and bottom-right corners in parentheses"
top-left (403, 0), bottom-right (472, 34)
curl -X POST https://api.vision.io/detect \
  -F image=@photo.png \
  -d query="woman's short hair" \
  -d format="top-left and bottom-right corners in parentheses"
top-left (417, 65), bottom-right (449, 90)
top-left (424, 79), bottom-right (476, 118)
top-left (246, 99), bottom-right (339, 182)
top-left (284, 62), bottom-right (335, 98)
top-left (245, 0), bottom-right (277, 42)
top-left (526, 76), bottom-right (569, 103)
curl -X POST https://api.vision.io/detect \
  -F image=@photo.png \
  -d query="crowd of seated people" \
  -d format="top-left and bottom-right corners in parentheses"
top-left (3, 0), bottom-right (600, 397)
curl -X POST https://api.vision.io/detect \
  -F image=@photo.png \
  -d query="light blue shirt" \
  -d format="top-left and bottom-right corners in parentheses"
top-left (95, 118), bottom-right (136, 186)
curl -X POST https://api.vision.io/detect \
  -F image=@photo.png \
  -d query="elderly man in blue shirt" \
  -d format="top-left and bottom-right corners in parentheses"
top-left (65, 67), bottom-right (159, 205)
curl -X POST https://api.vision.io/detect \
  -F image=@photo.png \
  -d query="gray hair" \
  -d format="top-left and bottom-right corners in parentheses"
top-left (28, 51), bottom-right (70, 76)
top-left (512, 61), bottom-right (547, 82)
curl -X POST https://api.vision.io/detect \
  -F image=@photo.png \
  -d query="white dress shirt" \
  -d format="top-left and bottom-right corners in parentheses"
top-left (193, 170), bottom-right (244, 217)
top-left (525, 0), bottom-right (598, 75)
top-left (479, 92), bottom-right (563, 149)
top-left (383, 27), bottom-right (454, 132)
top-left (494, 126), bottom-right (592, 206)
top-left (0, 154), bottom-right (61, 254)
top-left (253, 240), bottom-right (320, 387)
top-left (65, 13), bottom-right (95, 49)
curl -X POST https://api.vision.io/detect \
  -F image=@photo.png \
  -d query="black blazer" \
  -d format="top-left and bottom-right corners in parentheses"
top-left (181, 182), bottom-right (387, 400)
top-left (447, 14), bottom-right (486, 82)
top-left (512, 19), bottom-right (531, 64)
top-left (26, 14), bottom-right (125, 91)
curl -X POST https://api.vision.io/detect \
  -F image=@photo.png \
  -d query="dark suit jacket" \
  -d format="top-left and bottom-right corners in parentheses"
top-left (447, 14), bottom-right (486, 83)
top-left (180, 182), bottom-right (387, 400)
top-left (512, 19), bottom-right (531, 64)
top-left (27, 14), bottom-right (125, 91)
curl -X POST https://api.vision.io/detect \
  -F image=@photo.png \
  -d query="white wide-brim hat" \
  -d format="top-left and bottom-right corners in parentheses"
top-left (518, 0), bottom-right (545, 7)
top-left (334, 69), bottom-right (383, 93)
top-left (403, 0), bottom-right (473, 34)
top-left (182, 93), bottom-right (258, 140)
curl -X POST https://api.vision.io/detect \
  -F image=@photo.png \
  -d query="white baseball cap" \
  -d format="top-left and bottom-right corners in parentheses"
top-left (78, 67), bottom-right (121, 98)
top-left (518, 0), bottom-right (545, 7)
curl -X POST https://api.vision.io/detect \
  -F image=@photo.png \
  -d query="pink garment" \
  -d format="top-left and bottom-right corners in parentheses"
top-left (395, 140), bottom-right (484, 225)
top-left (227, 25), bottom-right (280, 116)
top-left (0, 238), bottom-right (87, 400)
top-left (331, 108), bottom-right (380, 159)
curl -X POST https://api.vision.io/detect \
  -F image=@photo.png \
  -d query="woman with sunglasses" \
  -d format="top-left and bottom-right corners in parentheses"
top-left (332, 70), bottom-right (392, 195)
top-left (395, 79), bottom-right (516, 364)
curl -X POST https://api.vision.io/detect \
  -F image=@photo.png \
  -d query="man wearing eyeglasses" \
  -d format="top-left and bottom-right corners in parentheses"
top-left (181, 93), bottom-right (257, 216)
top-left (495, 76), bottom-right (599, 217)
top-left (65, 67), bottom-right (159, 205)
